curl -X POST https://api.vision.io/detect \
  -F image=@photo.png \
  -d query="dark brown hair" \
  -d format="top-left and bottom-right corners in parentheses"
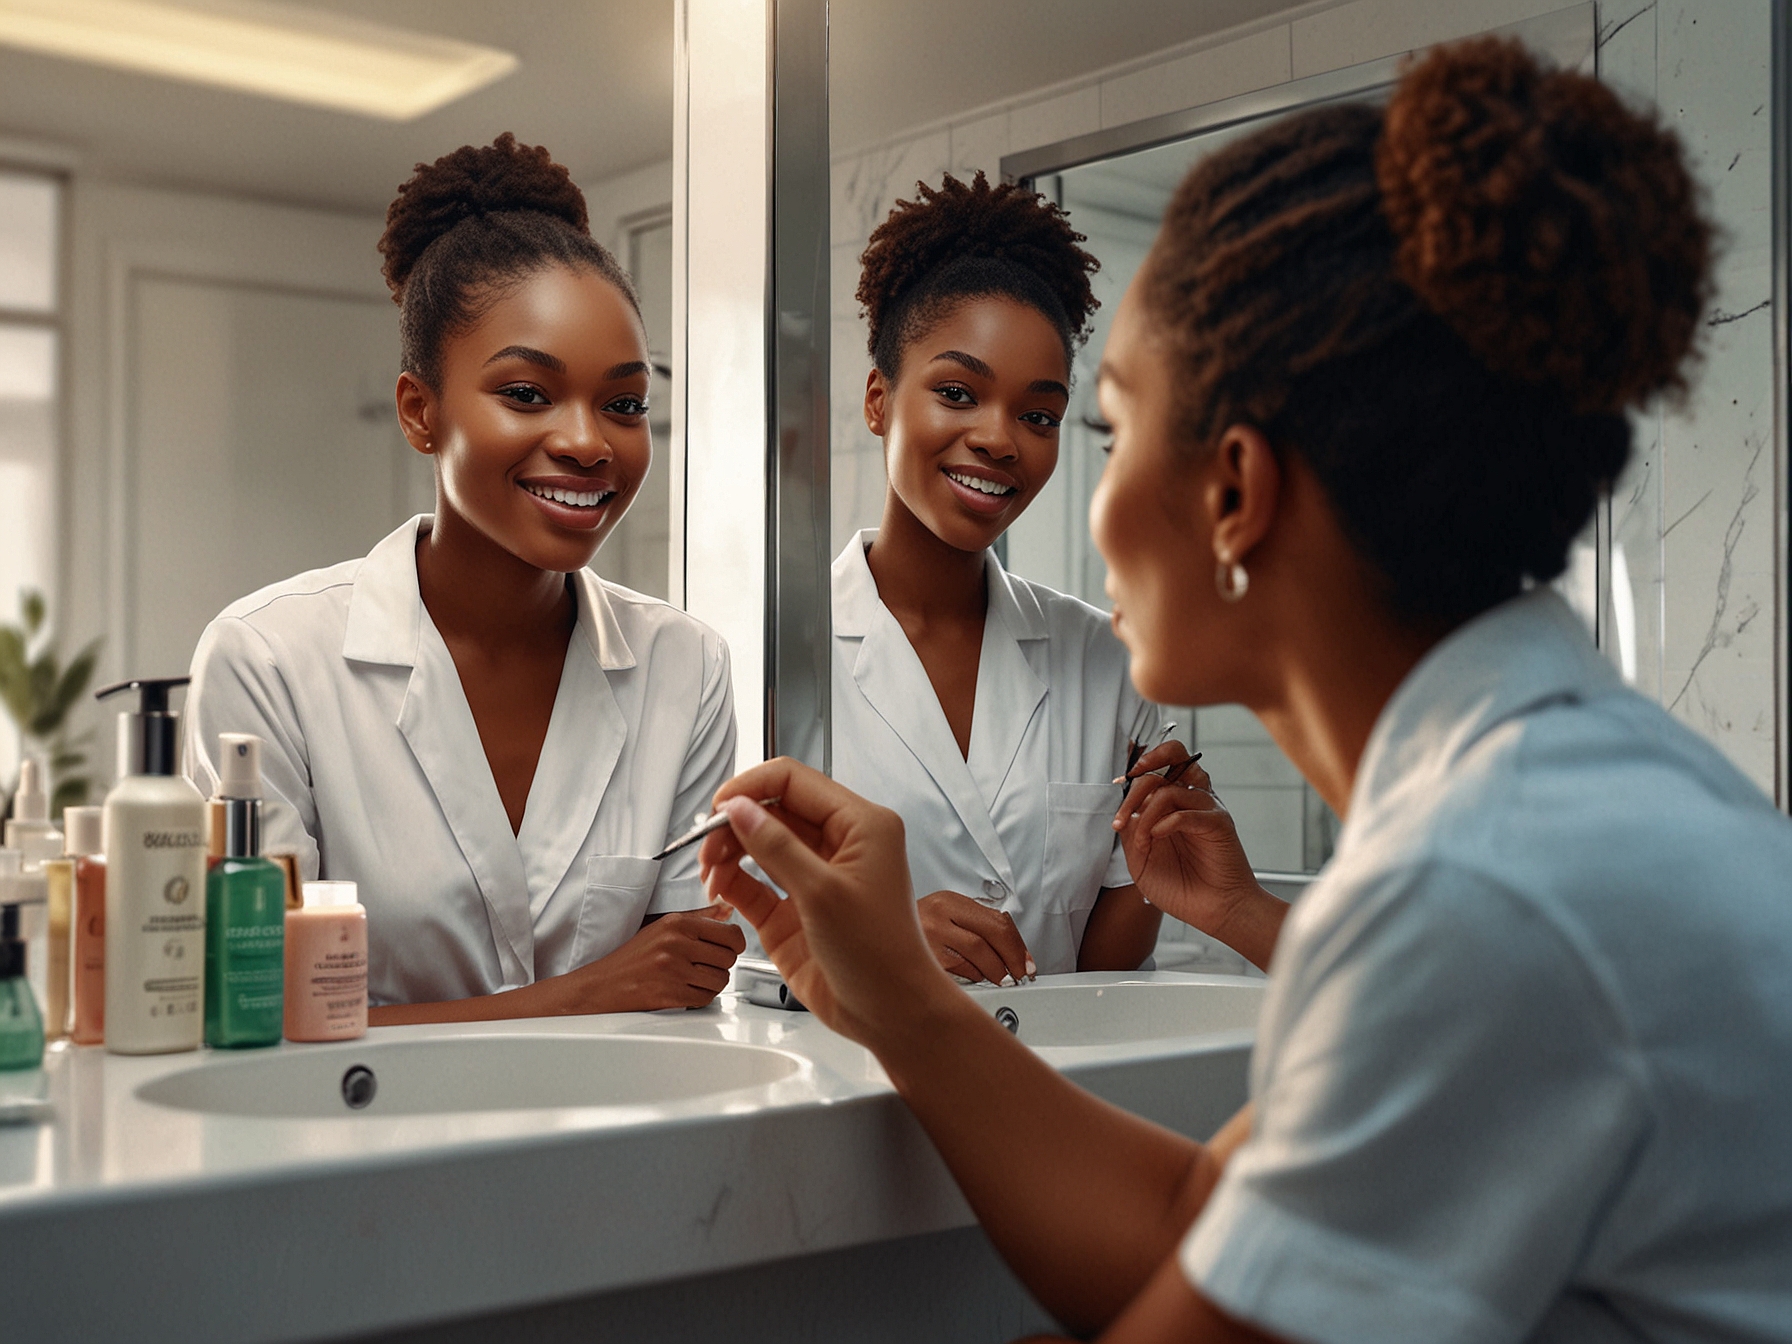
top-left (857, 171), bottom-right (1100, 377)
top-left (1143, 37), bottom-right (1712, 623)
top-left (378, 133), bottom-right (640, 390)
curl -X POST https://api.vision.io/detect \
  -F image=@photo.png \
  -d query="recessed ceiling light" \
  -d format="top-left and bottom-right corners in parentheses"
top-left (0, 0), bottom-right (519, 121)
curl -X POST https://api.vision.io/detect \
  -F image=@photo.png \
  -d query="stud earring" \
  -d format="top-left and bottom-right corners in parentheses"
top-left (1215, 556), bottom-right (1249, 603)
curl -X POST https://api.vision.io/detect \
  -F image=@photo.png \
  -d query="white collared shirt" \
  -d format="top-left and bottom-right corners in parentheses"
top-left (185, 516), bottom-right (735, 1007)
top-left (831, 530), bottom-right (1146, 975)
top-left (1181, 590), bottom-right (1792, 1343)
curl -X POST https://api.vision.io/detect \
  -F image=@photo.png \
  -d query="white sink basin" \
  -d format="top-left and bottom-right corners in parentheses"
top-left (966, 975), bottom-right (1265, 1048)
top-left (136, 1034), bottom-right (804, 1119)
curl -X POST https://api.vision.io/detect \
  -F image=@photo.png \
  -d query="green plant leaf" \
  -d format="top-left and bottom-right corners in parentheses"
top-left (51, 749), bottom-right (85, 772)
top-left (26, 652), bottom-right (60, 736)
top-left (21, 590), bottom-right (44, 638)
top-left (49, 641), bottom-right (99, 725)
top-left (0, 626), bottom-right (29, 726)
top-left (50, 778), bottom-right (88, 818)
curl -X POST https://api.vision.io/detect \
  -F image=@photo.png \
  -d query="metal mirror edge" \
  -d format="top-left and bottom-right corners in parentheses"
top-left (1774, 0), bottom-right (1790, 810)
top-left (767, 0), bottom-right (831, 771)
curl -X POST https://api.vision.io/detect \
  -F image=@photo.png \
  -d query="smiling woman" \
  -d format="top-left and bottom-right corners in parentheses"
top-left (831, 172), bottom-right (1281, 986)
top-left (181, 135), bottom-right (745, 1024)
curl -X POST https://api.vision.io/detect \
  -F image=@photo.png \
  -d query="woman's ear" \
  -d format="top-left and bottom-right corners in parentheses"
top-left (395, 372), bottom-right (437, 456)
top-left (1203, 423), bottom-right (1281, 566)
top-left (863, 368), bottom-right (890, 438)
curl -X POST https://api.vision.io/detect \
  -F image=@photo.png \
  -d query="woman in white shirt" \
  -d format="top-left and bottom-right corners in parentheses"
top-left (701, 37), bottom-right (1792, 1343)
top-left (833, 172), bottom-right (1204, 981)
top-left (186, 135), bottom-right (744, 1020)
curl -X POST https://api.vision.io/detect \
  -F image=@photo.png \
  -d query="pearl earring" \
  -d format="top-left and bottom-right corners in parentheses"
top-left (1215, 556), bottom-right (1249, 602)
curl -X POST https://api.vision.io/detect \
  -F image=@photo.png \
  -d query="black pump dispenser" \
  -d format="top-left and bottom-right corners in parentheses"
top-left (96, 676), bottom-right (191, 778)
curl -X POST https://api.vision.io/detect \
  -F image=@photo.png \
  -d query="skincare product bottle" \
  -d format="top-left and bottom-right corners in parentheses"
top-left (65, 806), bottom-right (106, 1046)
top-left (4, 758), bottom-right (63, 866)
top-left (203, 734), bottom-right (284, 1048)
top-left (0, 848), bottom-right (49, 1030)
top-left (0, 858), bottom-right (45, 1070)
top-left (284, 881), bottom-right (367, 1042)
top-left (98, 677), bottom-right (206, 1055)
top-left (41, 848), bottom-right (72, 1042)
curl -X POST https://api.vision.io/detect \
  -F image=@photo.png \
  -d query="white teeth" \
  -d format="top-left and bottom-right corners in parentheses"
top-left (523, 483), bottom-right (612, 508)
top-left (945, 470), bottom-right (1015, 497)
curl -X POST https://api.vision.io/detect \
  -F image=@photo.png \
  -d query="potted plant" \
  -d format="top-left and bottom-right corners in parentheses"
top-left (0, 590), bottom-right (101, 823)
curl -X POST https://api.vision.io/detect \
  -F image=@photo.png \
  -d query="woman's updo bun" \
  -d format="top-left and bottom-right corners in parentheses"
top-left (1378, 37), bottom-right (1711, 416)
top-left (857, 171), bottom-right (1099, 377)
top-left (1142, 36), bottom-right (1714, 626)
top-left (378, 133), bottom-right (638, 389)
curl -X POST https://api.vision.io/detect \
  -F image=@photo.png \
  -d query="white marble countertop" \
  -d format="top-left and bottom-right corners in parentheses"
top-left (0, 971), bottom-right (1261, 1343)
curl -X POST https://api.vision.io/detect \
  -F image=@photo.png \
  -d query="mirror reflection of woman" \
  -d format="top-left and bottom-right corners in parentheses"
top-left (835, 174), bottom-right (1261, 982)
top-left (186, 136), bottom-right (745, 1022)
top-left (704, 38), bottom-right (1792, 1342)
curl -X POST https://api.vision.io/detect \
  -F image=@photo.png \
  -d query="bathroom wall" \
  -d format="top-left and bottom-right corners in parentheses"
top-left (829, 0), bottom-right (1785, 811)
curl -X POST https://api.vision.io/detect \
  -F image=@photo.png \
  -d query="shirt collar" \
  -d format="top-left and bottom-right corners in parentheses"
top-left (1351, 588), bottom-right (1620, 820)
top-left (831, 528), bottom-right (1048, 641)
top-left (341, 514), bottom-right (634, 671)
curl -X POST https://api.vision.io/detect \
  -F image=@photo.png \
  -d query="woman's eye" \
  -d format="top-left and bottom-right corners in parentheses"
top-left (1022, 410), bottom-right (1063, 429)
top-left (498, 384), bottom-right (550, 406)
top-left (935, 384), bottom-right (975, 405)
top-left (606, 396), bottom-right (650, 417)
top-left (1082, 413), bottom-right (1115, 455)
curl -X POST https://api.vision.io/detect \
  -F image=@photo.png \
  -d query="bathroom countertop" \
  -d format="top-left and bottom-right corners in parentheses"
top-left (0, 971), bottom-right (1259, 1343)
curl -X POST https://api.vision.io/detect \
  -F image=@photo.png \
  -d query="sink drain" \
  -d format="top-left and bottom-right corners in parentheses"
top-left (340, 1065), bottom-right (377, 1110)
top-left (994, 1006), bottom-right (1020, 1035)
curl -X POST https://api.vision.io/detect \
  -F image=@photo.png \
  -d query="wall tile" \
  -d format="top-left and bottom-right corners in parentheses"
top-left (1291, 0), bottom-right (1566, 78)
top-left (949, 111), bottom-right (1011, 181)
top-left (831, 131), bottom-right (952, 249)
top-left (1099, 26), bottom-right (1291, 130)
top-left (1008, 85), bottom-right (1102, 157)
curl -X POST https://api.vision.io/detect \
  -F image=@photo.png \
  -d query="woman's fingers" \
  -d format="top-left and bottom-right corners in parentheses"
top-left (937, 929), bottom-right (1008, 984)
top-left (954, 905), bottom-right (1033, 983)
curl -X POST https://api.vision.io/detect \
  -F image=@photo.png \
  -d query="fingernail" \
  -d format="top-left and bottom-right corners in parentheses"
top-left (1111, 775), bottom-right (1128, 785)
top-left (720, 795), bottom-right (769, 837)
top-left (1001, 974), bottom-right (1015, 987)
top-left (1025, 959), bottom-right (1036, 978)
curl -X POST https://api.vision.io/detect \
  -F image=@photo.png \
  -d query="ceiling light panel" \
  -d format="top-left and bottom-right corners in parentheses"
top-left (0, 0), bottom-right (519, 121)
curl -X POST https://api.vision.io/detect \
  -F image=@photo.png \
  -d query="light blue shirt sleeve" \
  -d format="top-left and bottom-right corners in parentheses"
top-left (1180, 860), bottom-right (1651, 1344)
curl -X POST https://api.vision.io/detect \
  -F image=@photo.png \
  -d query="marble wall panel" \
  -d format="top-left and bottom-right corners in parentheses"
top-left (1099, 25), bottom-right (1292, 130)
top-left (1290, 0), bottom-right (1570, 78)
top-left (949, 111), bottom-right (1012, 181)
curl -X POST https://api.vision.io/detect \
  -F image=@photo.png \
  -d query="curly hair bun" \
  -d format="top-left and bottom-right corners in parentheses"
top-left (1378, 37), bottom-right (1712, 415)
top-left (380, 132), bottom-right (591, 299)
top-left (856, 171), bottom-right (1100, 371)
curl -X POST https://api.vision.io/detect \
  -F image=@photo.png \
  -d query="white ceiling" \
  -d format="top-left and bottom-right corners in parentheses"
top-left (0, 0), bottom-right (1311, 216)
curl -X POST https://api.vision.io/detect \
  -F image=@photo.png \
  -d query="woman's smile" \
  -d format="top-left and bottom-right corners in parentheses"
top-left (517, 473), bottom-right (622, 530)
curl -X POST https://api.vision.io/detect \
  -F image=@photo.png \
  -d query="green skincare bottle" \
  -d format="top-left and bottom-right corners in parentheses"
top-left (0, 894), bottom-right (45, 1071)
top-left (204, 734), bottom-right (286, 1048)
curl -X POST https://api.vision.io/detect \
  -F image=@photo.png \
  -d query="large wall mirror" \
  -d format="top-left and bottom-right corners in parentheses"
top-left (0, 2), bottom-right (679, 791)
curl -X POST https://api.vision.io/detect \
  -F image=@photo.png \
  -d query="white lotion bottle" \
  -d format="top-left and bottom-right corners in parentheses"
top-left (98, 677), bottom-right (206, 1055)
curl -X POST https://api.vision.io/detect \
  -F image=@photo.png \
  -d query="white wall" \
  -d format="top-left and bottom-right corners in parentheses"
top-left (829, 0), bottom-right (1784, 808)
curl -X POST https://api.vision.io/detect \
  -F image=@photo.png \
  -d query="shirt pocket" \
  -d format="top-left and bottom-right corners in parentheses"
top-left (1044, 781), bottom-right (1123, 916)
top-left (571, 855), bottom-right (662, 967)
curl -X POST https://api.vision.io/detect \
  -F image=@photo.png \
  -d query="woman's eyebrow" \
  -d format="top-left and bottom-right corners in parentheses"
top-left (484, 345), bottom-right (565, 373)
top-left (931, 349), bottom-right (994, 379)
top-left (1027, 378), bottom-right (1070, 398)
top-left (603, 360), bottom-right (652, 381)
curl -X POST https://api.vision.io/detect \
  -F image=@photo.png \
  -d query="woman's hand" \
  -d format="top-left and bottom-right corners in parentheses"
top-left (919, 890), bottom-right (1035, 984)
top-left (1114, 742), bottom-right (1287, 971)
top-left (697, 758), bottom-right (954, 1049)
top-left (554, 904), bottom-right (746, 1013)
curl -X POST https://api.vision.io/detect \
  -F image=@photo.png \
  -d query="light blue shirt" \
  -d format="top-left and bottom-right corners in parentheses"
top-left (1181, 590), bottom-right (1792, 1343)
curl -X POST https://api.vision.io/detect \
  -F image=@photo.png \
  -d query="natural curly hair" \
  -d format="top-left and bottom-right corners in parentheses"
top-left (378, 133), bottom-right (640, 390)
top-left (857, 171), bottom-right (1100, 377)
top-left (1142, 36), bottom-right (1712, 624)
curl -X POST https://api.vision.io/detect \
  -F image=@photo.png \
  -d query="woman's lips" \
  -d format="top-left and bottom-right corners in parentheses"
top-left (519, 479), bottom-right (618, 531)
top-left (941, 467), bottom-right (1018, 517)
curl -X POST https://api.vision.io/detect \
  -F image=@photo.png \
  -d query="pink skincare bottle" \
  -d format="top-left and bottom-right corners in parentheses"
top-left (283, 880), bottom-right (367, 1042)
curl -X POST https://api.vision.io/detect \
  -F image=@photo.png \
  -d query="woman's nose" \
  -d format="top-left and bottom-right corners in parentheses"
top-left (550, 405), bottom-right (613, 466)
top-left (964, 410), bottom-right (1018, 461)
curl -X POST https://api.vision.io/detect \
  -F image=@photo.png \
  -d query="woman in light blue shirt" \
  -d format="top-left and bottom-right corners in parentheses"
top-left (699, 35), bottom-right (1792, 1344)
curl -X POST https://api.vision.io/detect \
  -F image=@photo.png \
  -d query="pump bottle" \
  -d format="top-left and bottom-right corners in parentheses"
top-left (64, 806), bottom-right (106, 1046)
top-left (204, 734), bottom-right (284, 1048)
top-left (0, 855), bottom-right (45, 1070)
top-left (5, 757), bottom-right (63, 865)
top-left (98, 677), bottom-right (206, 1055)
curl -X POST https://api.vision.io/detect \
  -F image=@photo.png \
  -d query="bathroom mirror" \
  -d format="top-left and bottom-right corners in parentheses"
top-left (0, 1), bottom-right (679, 790)
top-left (824, 2), bottom-right (1595, 971)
